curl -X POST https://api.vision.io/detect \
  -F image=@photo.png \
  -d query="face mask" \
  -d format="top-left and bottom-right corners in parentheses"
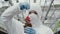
top-left (22, 9), bottom-right (30, 18)
top-left (29, 13), bottom-right (42, 27)
top-left (21, 9), bottom-right (26, 18)
top-left (16, 9), bottom-right (27, 23)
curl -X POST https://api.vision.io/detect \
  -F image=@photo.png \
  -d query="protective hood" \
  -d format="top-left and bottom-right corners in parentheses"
top-left (29, 13), bottom-right (42, 28)
top-left (29, 3), bottom-right (42, 19)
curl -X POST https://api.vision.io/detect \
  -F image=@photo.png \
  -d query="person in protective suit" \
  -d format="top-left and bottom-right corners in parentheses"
top-left (1, 2), bottom-right (30, 34)
top-left (28, 10), bottom-right (54, 34)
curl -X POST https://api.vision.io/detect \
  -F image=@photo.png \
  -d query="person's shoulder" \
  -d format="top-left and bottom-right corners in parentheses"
top-left (40, 25), bottom-right (52, 30)
top-left (40, 25), bottom-right (54, 34)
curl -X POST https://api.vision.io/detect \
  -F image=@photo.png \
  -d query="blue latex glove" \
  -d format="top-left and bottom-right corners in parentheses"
top-left (24, 27), bottom-right (36, 34)
top-left (20, 2), bottom-right (30, 10)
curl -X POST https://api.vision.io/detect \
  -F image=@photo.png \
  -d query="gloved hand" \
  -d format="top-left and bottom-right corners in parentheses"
top-left (20, 2), bottom-right (30, 10)
top-left (24, 27), bottom-right (36, 34)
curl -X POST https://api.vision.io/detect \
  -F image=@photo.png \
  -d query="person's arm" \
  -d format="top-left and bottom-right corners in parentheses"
top-left (1, 4), bottom-right (25, 34)
top-left (1, 4), bottom-right (20, 22)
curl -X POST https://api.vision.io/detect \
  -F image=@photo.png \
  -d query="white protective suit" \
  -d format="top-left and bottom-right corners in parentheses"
top-left (29, 13), bottom-right (54, 34)
top-left (29, 4), bottom-right (53, 34)
top-left (1, 2), bottom-right (30, 34)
